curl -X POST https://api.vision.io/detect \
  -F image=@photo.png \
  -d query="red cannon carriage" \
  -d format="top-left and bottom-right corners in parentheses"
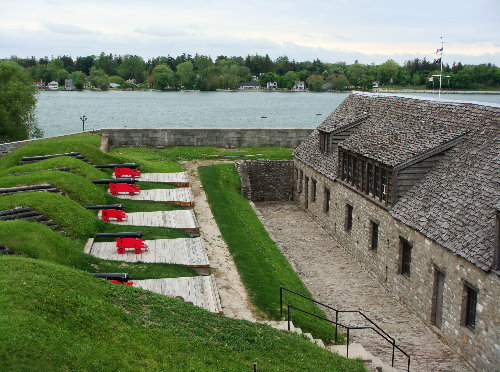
top-left (114, 167), bottom-right (141, 178)
top-left (109, 183), bottom-right (140, 196)
top-left (101, 209), bottom-right (128, 222)
top-left (116, 237), bottom-right (148, 254)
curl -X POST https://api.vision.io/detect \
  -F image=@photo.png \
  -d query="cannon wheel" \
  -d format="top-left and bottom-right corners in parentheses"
top-left (134, 247), bottom-right (142, 254)
top-left (117, 247), bottom-right (125, 254)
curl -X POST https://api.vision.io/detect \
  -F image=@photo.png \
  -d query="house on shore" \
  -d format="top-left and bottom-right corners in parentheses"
top-left (266, 81), bottom-right (278, 90)
top-left (238, 82), bottom-right (261, 90)
top-left (47, 81), bottom-right (59, 91)
top-left (292, 81), bottom-right (305, 91)
top-left (64, 79), bottom-right (75, 91)
top-left (293, 93), bottom-right (499, 371)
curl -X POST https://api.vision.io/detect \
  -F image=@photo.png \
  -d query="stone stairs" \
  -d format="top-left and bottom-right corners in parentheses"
top-left (256, 320), bottom-right (398, 371)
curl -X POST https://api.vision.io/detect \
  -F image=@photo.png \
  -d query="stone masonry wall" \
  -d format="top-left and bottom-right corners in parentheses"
top-left (97, 128), bottom-right (313, 148)
top-left (236, 160), bottom-right (294, 202)
top-left (293, 158), bottom-right (499, 372)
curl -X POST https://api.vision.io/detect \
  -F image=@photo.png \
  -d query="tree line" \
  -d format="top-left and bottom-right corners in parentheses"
top-left (7, 53), bottom-right (500, 91)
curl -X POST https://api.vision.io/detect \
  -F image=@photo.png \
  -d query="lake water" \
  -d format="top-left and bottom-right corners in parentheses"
top-left (35, 90), bottom-right (500, 137)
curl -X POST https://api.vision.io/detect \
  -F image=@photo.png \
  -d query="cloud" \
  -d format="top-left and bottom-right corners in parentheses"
top-left (44, 23), bottom-right (100, 35)
top-left (134, 26), bottom-right (192, 37)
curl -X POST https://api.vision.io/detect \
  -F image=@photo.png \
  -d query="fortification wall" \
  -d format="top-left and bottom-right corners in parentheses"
top-left (97, 128), bottom-right (313, 148)
top-left (235, 160), bottom-right (294, 202)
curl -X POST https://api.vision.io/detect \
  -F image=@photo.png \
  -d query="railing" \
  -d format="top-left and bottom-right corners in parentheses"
top-left (280, 286), bottom-right (410, 371)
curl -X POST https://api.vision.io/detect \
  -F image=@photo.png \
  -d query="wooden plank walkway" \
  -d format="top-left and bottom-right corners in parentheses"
top-left (88, 238), bottom-right (209, 267)
top-left (134, 275), bottom-right (223, 314)
top-left (108, 210), bottom-right (198, 230)
top-left (115, 188), bottom-right (194, 206)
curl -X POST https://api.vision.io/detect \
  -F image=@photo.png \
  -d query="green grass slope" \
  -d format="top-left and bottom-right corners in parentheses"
top-left (0, 156), bottom-right (108, 179)
top-left (0, 221), bottom-right (195, 279)
top-left (199, 164), bottom-right (336, 342)
top-left (0, 256), bottom-right (365, 372)
top-left (0, 171), bottom-right (108, 205)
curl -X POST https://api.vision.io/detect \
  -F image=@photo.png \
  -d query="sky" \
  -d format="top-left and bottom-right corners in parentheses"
top-left (1, 0), bottom-right (499, 65)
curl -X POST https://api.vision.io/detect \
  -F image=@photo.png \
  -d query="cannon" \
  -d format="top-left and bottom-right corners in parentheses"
top-left (92, 272), bottom-right (130, 282)
top-left (114, 167), bottom-right (141, 178)
top-left (91, 178), bottom-right (136, 184)
top-left (101, 209), bottom-right (128, 222)
top-left (108, 183), bottom-right (140, 196)
top-left (84, 204), bottom-right (124, 210)
top-left (95, 163), bottom-right (139, 169)
top-left (95, 232), bottom-right (147, 254)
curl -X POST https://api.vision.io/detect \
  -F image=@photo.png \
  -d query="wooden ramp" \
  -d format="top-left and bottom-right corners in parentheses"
top-left (116, 188), bottom-right (194, 206)
top-left (134, 275), bottom-right (223, 314)
top-left (108, 210), bottom-right (198, 231)
top-left (113, 172), bottom-right (190, 186)
top-left (88, 238), bottom-right (209, 267)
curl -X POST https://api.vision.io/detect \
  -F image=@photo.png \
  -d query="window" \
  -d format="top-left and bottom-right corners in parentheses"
top-left (370, 221), bottom-right (379, 251)
top-left (367, 163), bottom-right (374, 195)
top-left (345, 204), bottom-right (353, 231)
top-left (323, 187), bottom-right (330, 213)
top-left (311, 179), bottom-right (317, 202)
top-left (400, 238), bottom-right (412, 277)
top-left (463, 283), bottom-right (478, 329)
top-left (298, 170), bottom-right (303, 193)
top-left (319, 131), bottom-right (331, 154)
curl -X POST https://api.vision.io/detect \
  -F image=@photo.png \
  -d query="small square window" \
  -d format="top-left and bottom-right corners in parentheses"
top-left (345, 204), bottom-right (353, 231)
top-left (400, 238), bottom-right (412, 277)
top-left (370, 221), bottom-right (379, 251)
top-left (311, 179), bottom-right (317, 202)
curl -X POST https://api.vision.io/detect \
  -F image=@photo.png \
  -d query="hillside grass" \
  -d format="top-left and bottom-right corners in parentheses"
top-left (199, 164), bottom-right (337, 343)
top-left (0, 221), bottom-right (195, 279)
top-left (0, 156), bottom-right (108, 179)
top-left (0, 256), bottom-right (365, 372)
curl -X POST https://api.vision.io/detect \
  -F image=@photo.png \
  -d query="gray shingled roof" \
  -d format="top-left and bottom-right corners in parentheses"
top-left (295, 93), bottom-right (500, 271)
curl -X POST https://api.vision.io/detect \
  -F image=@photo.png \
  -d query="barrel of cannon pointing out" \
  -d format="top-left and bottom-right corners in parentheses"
top-left (95, 232), bottom-right (143, 238)
top-left (94, 163), bottom-right (139, 169)
top-left (21, 152), bottom-right (81, 161)
top-left (84, 204), bottom-right (124, 210)
top-left (91, 178), bottom-right (136, 184)
top-left (92, 273), bottom-right (130, 282)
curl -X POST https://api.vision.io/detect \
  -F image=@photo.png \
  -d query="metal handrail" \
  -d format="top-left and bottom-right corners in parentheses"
top-left (281, 286), bottom-right (410, 371)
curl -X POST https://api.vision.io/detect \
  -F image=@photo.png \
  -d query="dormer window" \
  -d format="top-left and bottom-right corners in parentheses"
top-left (319, 131), bottom-right (331, 154)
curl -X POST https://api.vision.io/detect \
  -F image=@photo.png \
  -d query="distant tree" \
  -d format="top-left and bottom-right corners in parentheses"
top-left (328, 74), bottom-right (350, 90)
top-left (75, 55), bottom-right (95, 75)
top-left (176, 61), bottom-right (195, 89)
top-left (306, 74), bottom-right (324, 91)
top-left (282, 71), bottom-right (299, 89)
top-left (0, 61), bottom-right (42, 141)
top-left (117, 55), bottom-right (146, 82)
top-left (152, 64), bottom-right (176, 90)
top-left (95, 53), bottom-right (117, 76)
top-left (70, 71), bottom-right (86, 90)
top-left (109, 75), bottom-right (124, 85)
top-left (89, 67), bottom-right (110, 90)
top-left (377, 59), bottom-right (399, 85)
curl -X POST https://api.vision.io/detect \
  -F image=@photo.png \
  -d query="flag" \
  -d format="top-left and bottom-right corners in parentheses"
top-left (428, 77), bottom-right (434, 82)
top-left (436, 47), bottom-right (443, 55)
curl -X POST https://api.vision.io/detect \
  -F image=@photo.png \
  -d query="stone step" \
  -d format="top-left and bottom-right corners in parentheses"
top-left (330, 343), bottom-right (398, 371)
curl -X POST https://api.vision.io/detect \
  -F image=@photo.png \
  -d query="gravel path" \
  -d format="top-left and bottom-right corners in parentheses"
top-left (254, 201), bottom-right (471, 372)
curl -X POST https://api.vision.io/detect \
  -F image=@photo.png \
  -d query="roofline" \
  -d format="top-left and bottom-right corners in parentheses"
top-left (321, 115), bottom-right (370, 134)
top-left (393, 133), bottom-right (468, 171)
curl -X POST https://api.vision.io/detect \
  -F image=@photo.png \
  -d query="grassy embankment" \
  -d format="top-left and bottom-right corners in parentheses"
top-left (199, 164), bottom-right (338, 343)
top-left (0, 256), bottom-right (365, 372)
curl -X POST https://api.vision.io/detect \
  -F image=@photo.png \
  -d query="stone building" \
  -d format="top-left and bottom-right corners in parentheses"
top-left (293, 92), bottom-right (499, 371)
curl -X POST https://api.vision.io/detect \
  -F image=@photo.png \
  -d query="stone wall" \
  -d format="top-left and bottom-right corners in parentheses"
top-left (97, 128), bottom-right (313, 148)
top-left (293, 159), bottom-right (499, 371)
top-left (0, 139), bottom-right (34, 156)
top-left (236, 160), bottom-right (294, 202)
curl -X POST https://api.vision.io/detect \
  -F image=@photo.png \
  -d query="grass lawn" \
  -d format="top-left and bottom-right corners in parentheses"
top-left (0, 256), bottom-right (365, 372)
top-left (199, 163), bottom-right (337, 343)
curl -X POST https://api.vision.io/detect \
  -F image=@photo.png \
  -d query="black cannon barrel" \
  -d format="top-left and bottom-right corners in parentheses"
top-left (94, 163), bottom-right (139, 169)
top-left (0, 207), bottom-right (33, 216)
top-left (91, 178), bottom-right (136, 184)
top-left (95, 232), bottom-right (143, 238)
top-left (92, 273), bottom-right (130, 282)
top-left (84, 204), bottom-right (124, 210)
top-left (0, 184), bottom-right (53, 193)
top-left (0, 211), bottom-right (42, 221)
top-left (21, 152), bottom-right (80, 161)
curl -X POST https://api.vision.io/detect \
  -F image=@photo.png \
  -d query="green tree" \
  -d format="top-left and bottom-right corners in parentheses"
top-left (117, 55), bottom-right (146, 83)
top-left (306, 74), bottom-right (324, 92)
top-left (176, 61), bottom-right (195, 89)
top-left (152, 64), bottom-right (175, 90)
top-left (69, 71), bottom-right (86, 90)
top-left (89, 67), bottom-right (110, 90)
top-left (377, 59), bottom-right (399, 85)
top-left (0, 61), bottom-right (42, 141)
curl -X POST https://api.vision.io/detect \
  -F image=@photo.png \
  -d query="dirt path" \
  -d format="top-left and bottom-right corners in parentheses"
top-left (183, 161), bottom-right (256, 321)
top-left (254, 201), bottom-right (471, 372)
